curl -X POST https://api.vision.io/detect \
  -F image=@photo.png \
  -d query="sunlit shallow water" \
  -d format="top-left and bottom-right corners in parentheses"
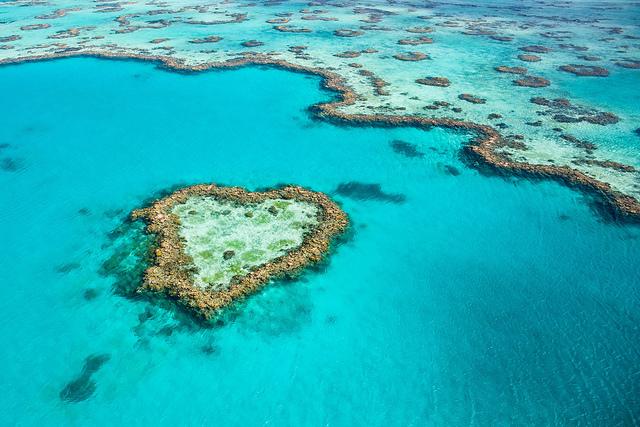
top-left (1, 58), bottom-right (639, 426)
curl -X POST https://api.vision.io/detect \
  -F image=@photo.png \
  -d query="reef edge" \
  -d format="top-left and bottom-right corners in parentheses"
top-left (1, 50), bottom-right (638, 222)
top-left (130, 183), bottom-right (349, 319)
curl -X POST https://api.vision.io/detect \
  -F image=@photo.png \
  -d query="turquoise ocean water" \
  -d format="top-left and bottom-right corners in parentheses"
top-left (1, 58), bottom-right (639, 425)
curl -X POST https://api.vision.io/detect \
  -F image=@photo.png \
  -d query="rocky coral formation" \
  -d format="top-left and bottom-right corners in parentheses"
top-left (406, 26), bottom-right (433, 34)
top-left (241, 40), bottom-right (264, 47)
top-left (559, 64), bottom-right (609, 76)
top-left (0, 35), bottom-right (21, 43)
top-left (20, 23), bottom-right (51, 31)
top-left (531, 97), bottom-right (620, 125)
top-left (572, 159), bottom-right (636, 173)
top-left (393, 52), bottom-right (429, 61)
top-left (415, 76), bottom-right (450, 87)
top-left (185, 13), bottom-right (246, 25)
top-left (48, 27), bottom-right (92, 39)
top-left (266, 17), bottom-right (289, 24)
top-left (560, 134), bottom-right (598, 153)
top-left (334, 51), bottom-right (361, 58)
top-left (188, 36), bottom-right (222, 44)
top-left (458, 93), bottom-right (486, 104)
top-left (333, 29), bottom-right (364, 37)
top-left (358, 69), bottom-right (389, 95)
top-left (397, 36), bottom-right (433, 45)
top-left (301, 14), bottom-right (337, 21)
top-left (514, 76), bottom-right (550, 87)
top-left (274, 25), bottom-right (312, 33)
top-left (578, 55), bottom-right (601, 61)
top-left (615, 59), bottom-right (640, 69)
top-left (518, 54), bottom-right (541, 62)
top-left (495, 66), bottom-right (527, 74)
top-left (131, 184), bottom-right (349, 319)
top-left (519, 45), bottom-right (551, 53)
top-left (490, 35), bottom-right (513, 42)
top-left (36, 7), bottom-right (80, 20)
top-left (581, 112), bottom-right (619, 125)
top-left (558, 43), bottom-right (588, 52)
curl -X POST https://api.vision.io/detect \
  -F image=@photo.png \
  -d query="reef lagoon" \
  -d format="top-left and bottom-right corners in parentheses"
top-left (1, 0), bottom-right (640, 425)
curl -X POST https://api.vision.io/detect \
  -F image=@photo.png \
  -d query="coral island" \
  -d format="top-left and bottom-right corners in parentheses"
top-left (131, 184), bottom-right (348, 319)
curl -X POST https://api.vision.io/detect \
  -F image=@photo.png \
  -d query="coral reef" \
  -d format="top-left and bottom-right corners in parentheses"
top-left (458, 93), bottom-right (486, 104)
top-left (519, 45), bottom-right (551, 53)
top-left (390, 140), bottom-right (424, 158)
top-left (59, 354), bottom-right (110, 403)
top-left (0, 45), bottom-right (638, 223)
top-left (393, 52), bottom-right (429, 61)
top-left (514, 76), bottom-right (550, 87)
top-left (20, 23), bottom-right (51, 30)
top-left (189, 36), bottom-right (222, 44)
top-left (615, 60), bottom-right (640, 69)
top-left (333, 29), bottom-right (364, 37)
top-left (241, 40), bottom-right (264, 47)
top-left (559, 64), bottom-right (609, 77)
top-left (274, 25), bottom-right (311, 33)
top-left (517, 54), bottom-right (541, 62)
top-left (572, 159), bottom-right (636, 173)
top-left (495, 66), bottom-right (527, 74)
top-left (131, 184), bottom-right (349, 319)
top-left (415, 76), bottom-right (450, 87)
top-left (397, 36), bottom-right (433, 45)
top-left (334, 182), bottom-right (405, 202)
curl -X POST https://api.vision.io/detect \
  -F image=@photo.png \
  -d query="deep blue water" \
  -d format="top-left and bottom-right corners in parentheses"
top-left (1, 58), bottom-right (639, 426)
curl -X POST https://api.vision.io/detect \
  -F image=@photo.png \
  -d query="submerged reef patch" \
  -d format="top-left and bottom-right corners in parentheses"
top-left (131, 184), bottom-right (348, 320)
top-left (615, 59), bottom-right (640, 69)
top-left (514, 76), bottom-right (550, 88)
top-left (415, 76), bottom-right (450, 87)
top-left (1, 157), bottom-right (25, 172)
top-left (59, 354), bottom-right (110, 403)
top-left (393, 51), bottom-right (429, 61)
top-left (531, 96), bottom-right (620, 126)
top-left (518, 54), bottom-right (542, 62)
top-left (458, 93), bottom-right (486, 104)
top-left (20, 23), bottom-right (51, 31)
top-left (519, 45), bottom-right (551, 54)
top-left (495, 66), bottom-right (527, 74)
top-left (334, 182), bottom-right (406, 203)
top-left (333, 29), bottom-right (364, 37)
top-left (559, 64), bottom-right (609, 77)
top-left (274, 25), bottom-right (311, 33)
top-left (398, 36), bottom-right (433, 45)
top-left (390, 139), bottom-right (425, 158)
top-left (241, 40), bottom-right (264, 48)
top-left (189, 35), bottom-right (222, 44)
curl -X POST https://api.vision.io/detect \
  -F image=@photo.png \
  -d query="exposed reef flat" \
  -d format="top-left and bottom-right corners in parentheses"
top-left (131, 184), bottom-right (348, 319)
top-left (0, 0), bottom-right (639, 221)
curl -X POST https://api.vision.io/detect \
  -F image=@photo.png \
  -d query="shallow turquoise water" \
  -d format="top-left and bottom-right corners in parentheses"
top-left (1, 58), bottom-right (639, 426)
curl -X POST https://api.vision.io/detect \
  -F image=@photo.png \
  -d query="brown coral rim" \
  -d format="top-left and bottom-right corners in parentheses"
top-left (0, 50), bottom-right (638, 221)
top-left (130, 183), bottom-right (349, 319)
